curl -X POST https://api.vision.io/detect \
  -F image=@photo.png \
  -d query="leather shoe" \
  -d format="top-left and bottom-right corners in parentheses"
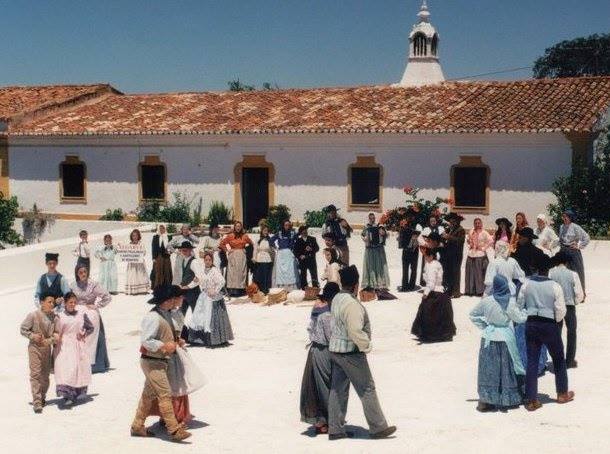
top-left (525, 400), bottom-right (542, 412)
top-left (557, 391), bottom-right (575, 404)
top-left (370, 426), bottom-right (397, 439)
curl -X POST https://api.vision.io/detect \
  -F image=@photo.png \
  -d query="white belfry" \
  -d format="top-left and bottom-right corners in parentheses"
top-left (398, 1), bottom-right (445, 87)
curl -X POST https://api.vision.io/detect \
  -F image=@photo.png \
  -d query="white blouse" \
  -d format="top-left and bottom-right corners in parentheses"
top-left (422, 260), bottom-right (444, 296)
top-left (322, 262), bottom-right (341, 285)
top-left (254, 237), bottom-right (273, 263)
top-left (187, 261), bottom-right (225, 300)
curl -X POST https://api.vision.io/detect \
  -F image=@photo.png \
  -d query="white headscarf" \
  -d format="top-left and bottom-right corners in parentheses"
top-left (158, 224), bottom-right (169, 248)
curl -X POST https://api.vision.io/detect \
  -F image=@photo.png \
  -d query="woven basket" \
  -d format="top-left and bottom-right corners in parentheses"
top-left (304, 286), bottom-right (320, 301)
top-left (267, 288), bottom-right (288, 305)
top-left (251, 291), bottom-right (267, 305)
top-left (359, 289), bottom-right (377, 303)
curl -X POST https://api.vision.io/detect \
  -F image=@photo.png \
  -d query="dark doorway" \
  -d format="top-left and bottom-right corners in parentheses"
top-left (242, 167), bottom-right (269, 229)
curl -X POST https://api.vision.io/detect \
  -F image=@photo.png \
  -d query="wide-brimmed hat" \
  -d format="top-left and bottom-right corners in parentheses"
top-left (325, 204), bottom-right (339, 212)
top-left (179, 240), bottom-right (195, 250)
top-left (519, 227), bottom-right (538, 240)
top-left (445, 212), bottom-right (464, 222)
top-left (45, 252), bottom-right (59, 263)
top-left (426, 232), bottom-right (443, 243)
top-left (563, 209), bottom-right (577, 221)
top-left (495, 217), bottom-right (513, 228)
top-left (319, 282), bottom-right (340, 302)
top-left (146, 285), bottom-right (175, 305)
top-left (321, 232), bottom-right (336, 241)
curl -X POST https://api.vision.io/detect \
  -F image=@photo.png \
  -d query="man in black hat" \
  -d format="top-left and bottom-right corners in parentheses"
top-left (131, 285), bottom-right (191, 441)
top-left (294, 225), bottom-right (320, 289)
top-left (511, 227), bottom-right (548, 277)
top-left (34, 253), bottom-right (70, 307)
top-left (397, 209), bottom-right (422, 292)
top-left (176, 241), bottom-right (201, 315)
top-left (322, 205), bottom-right (352, 265)
top-left (169, 224), bottom-right (199, 286)
top-left (442, 213), bottom-right (466, 298)
top-left (327, 265), bottom-right (396, 440)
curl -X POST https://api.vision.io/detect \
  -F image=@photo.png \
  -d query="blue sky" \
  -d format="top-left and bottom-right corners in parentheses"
top-left (0, 0), bottom-right (608, 93)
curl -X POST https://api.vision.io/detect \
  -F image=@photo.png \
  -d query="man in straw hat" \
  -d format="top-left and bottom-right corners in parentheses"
top-left (130, 285), bottom-right (191, 441)
top-left (327, 265), bottom-right (396, 440)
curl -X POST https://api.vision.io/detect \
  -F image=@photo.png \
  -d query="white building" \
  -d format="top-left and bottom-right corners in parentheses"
top-left (2, 3), bottom-right (610, 229)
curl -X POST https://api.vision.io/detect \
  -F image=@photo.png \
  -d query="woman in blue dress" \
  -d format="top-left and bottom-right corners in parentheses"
top-left (95, 234), bottom-right (118, 294)
top-left (270, 220), bottom-right (299, 291)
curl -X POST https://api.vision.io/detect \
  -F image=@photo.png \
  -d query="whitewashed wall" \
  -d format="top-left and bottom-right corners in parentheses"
top-left (9, 132), bottom-right (572, 226)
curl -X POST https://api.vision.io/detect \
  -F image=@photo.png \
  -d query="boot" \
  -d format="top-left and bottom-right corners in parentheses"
top-left (130, 426), bottom-right (155, 438)
top-left (170, 426), bottom-right (192, 442)
top-left (157, 398), bottom-right (182, 435)
top-left (557, 391), bottom-right (575, 404)
top-left (525, 400), bottom-right (542, 412)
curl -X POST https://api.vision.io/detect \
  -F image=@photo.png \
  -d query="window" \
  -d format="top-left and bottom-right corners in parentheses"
top-left (413, 33), bottom-right (427, 56)
top-left (451, 156), bottom-right (490, 213)
top-left (348, 156), bottom-right (382, 210)
top-left (139, 156), bottom-right (166, 201)
top-left (60, 156), bottom-right (86, 202)
top-left (431, 34), bottom-right (438, 56)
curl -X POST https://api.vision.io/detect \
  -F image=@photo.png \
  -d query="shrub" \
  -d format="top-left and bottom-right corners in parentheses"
top-left (135, 200), bottom-right (162, 222)
top-left (379, 186), bottom-right (450, 231)
top-left (167, 224), bottom-right (177, 234)
top-left (21, 203), bottom-right (55, 244)
top-left (99, 208), bottom-right (125, 221)
top-left (266, 204), bottom-right (291, 233)
top-left (0, 192), bottom-right (24, 247)
top-left (206, 201), bottom-right (232, 225)
top-left (160, 193), bottom-right (192, 224)
top-left (192, 197), bottom-right (204, 226)
top-left (303, 209), bottom-right (326, 228)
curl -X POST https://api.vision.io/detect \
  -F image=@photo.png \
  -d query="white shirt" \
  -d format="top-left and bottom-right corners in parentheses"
top-left (73, 241), bottom-right (90, 258)
top-left (533, 225), bottom-right (559, 255)
top-left (141, 310), bottom-right (175, 352)
top-left (517, 279), bottom-right (567, 322)
top-left (422, 260), bottom-right (444, 296)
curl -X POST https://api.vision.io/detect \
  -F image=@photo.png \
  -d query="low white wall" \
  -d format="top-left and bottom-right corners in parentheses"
top-left (12, 219), bottom-right (147, 243)
top-left (9, 132), bottom-right (572, 227)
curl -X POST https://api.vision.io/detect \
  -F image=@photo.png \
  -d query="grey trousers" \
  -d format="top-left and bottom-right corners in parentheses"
top-left (328, 351), bottom-right (389, 436)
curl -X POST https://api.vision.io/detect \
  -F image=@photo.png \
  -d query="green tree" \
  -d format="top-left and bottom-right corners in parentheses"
top-left (228, 79), bottom-right (279, 92)
top-left (533, 34), bottom-right (610, 79)
top-left (0, 193), bottom-right (24, 247)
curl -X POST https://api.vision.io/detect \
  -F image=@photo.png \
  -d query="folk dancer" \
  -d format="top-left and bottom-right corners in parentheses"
top-left (294, 225), bottom-right (320, 290)
top-left (442, 213), bottom-right (466, 298)
top-left (322, 205), bottom-right (352, 265)
top-left (397, 209), bottom-right (422, 292)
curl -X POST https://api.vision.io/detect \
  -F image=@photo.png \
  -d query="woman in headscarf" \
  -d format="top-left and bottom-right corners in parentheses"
top-left (71, 265), bottom-right (112, 373)
top-left (300, 282), bottom-right (340, 436)
top-left (465, 218), bottom-right (493, 297)
top-left (509, 212), bottom-right (529, 253)
top-left (411, 248), bottom-right (456, 343)
top-left (559, 209), bottom-right (590, 295)
top-left (533, 214), bottom-right (559, 256)
top-left (470, 275), bottom-right (527, 412)
top-left (219, 221), bottom-right (253, 297)
top-left (270, 220), bottom-right (299, 291)
top-left (150, 224), bottom-right (173, 288)
top-left (483, 241), bottom-right (525, 297)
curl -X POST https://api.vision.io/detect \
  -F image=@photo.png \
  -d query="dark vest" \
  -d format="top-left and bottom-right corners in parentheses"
top-left (38, 273), bottom-right (64, 298)
top-left (180, 257), bottom-right (196, 286)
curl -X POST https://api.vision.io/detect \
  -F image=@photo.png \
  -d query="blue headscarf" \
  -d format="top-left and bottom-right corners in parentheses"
top-left (492, 274), bottom-right (511, 311)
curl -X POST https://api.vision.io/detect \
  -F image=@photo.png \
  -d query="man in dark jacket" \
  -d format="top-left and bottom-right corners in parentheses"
top-left (512, 227), bottom-right (548, 277)
top-left (294, 225), bottom-right (320, 289)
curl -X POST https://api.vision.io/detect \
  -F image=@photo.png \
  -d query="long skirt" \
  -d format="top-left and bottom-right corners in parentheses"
top-left (477, 339), bottom-right (524, 407)
top-left (151, 254), bottom-right (172, 288)
top-left (81, 308), bottom-right (110, 373)
top-left (54, 324), bottom-right (91, 400)
top-left (561, 246), bottom-right (586, 291)
top-left (150, 396), bottom-right (192, 425)
top-left (300, 344), bottom-right (331, 425)
top-left (98, 260), bottom-right (118, 294)
top-left (253, 262), bottom-right (273, 294)
top-left (515, 323), bottom-right (547, 375)
top-left (125, 262), bottom-right (150, 295)
top-left (273, 248), bottom-right (299, 290)
top-left (411, 291), bottom-right (456, 343)
top-left (465, 256), bottom-right (489, 296)
top-left (226, 249), bottom-right (248, 294)
top-left (187, 299), bottom-right (234, 347)
top-left (361, 246), bottom-right (390, 290)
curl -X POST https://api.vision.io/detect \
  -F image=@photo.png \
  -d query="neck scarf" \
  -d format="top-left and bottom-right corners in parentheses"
top-left (492, 274), bottom-right (511, 311)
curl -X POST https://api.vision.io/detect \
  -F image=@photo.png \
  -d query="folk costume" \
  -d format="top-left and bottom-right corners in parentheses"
top-left (411, 258), bottom-right (456, 343)
top-left (322, 205), bottom-right (352, 265)
top-left (125, 240), bottom-right (150, 295)
top-left (201, 230), bottom-right (223, 269)
top-left (299, 284), bottom-right (339, 432)
top-left (470, 275), bottom-right (527, 410)
top-left (418, 222), bottom-right (445, 286)
top-left (253, 234), bottom-right (274, 294)
top-left (151, 231), bottom-right (173, 288)
top-left (443, 213), bottom-right (466, 298)
top-left (73, 240), bottom-right (91, 279)
top-left (361, 222), bottom-right (390, 290)
top-left (322, 261), bottom-right (342, 286)
top-left (95, 244), bottom-right (118, 294)
top-left (550, 254), bottom-right (584, 368)
top-left (219, 231), bottom-right (253, 297)
top-left (559, 211), bottom-right (590, 292)
top-left (483, 241), bottom-right (525, 297)
top-left (130, 286), bottom-right (191, 441)
top-left (20, 308), bottom-right (58, 412)
top-left (34, 253), bottom-right (70, 307)
top-left (71, 278), bottom-right (112, 373)
top-left (511, 228), bottom-right (549, 277)
top-left (176, 242), bottom-right (201, 316)
top-left (169, 230), bottom-right (200, 286)
top-left (294, 232), bottom-right (320, 289)
top-left (533, 214), bottom-right (559, 256)
top-left (517, 274), bottom-right (572, 408)
top-left (465, 227), bottom-right (493, 296)
top-left (186, 262), bottom-right (234, 347)
top-left (54, 306), bottom-right (94, 403)
top-left (398, 218), bottom-right (422, 291)
top-left (270, 228), bottom-right (299, 291)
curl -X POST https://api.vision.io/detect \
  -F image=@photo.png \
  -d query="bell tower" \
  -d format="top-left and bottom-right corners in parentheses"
top-left (398, 1), bottom-right (445, 87)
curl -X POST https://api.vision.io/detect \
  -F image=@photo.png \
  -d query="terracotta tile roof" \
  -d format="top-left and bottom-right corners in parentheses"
top-left (0, 83), bottom-right (119, 122)
top-left (10, 77), bottom-right (610, 136)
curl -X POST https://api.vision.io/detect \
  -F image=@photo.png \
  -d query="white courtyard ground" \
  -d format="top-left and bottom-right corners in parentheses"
top-left (1, 230), bottom-right (609, 454)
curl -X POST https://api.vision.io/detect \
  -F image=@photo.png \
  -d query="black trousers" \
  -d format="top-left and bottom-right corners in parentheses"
top-left (443, 252), bottom-right (463, 296)
top-left (299, 258), bottom-right (319, 289)
top-left (180, 287), bottom-right (201, 315)
top-left (401, 249), bottom-right (419, 290)
top-left (559, 306), bottom-right (577, 364)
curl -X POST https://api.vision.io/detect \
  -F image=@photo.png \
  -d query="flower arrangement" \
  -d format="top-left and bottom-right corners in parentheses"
top-left (379, 186), bottom-right (451, 231)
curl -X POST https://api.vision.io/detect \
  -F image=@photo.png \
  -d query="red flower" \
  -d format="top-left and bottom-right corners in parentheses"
top-left (403, 185), bottom-right (414, 194)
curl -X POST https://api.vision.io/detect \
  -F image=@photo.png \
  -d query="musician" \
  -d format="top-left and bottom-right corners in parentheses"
top-left (398, 208), bottom-right (422, 292)
top-left (361, 213), bottom-right (390, 290)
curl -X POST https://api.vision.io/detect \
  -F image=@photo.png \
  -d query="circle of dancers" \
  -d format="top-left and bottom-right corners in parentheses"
top-left (20, 206), bottom-right (589, 441)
